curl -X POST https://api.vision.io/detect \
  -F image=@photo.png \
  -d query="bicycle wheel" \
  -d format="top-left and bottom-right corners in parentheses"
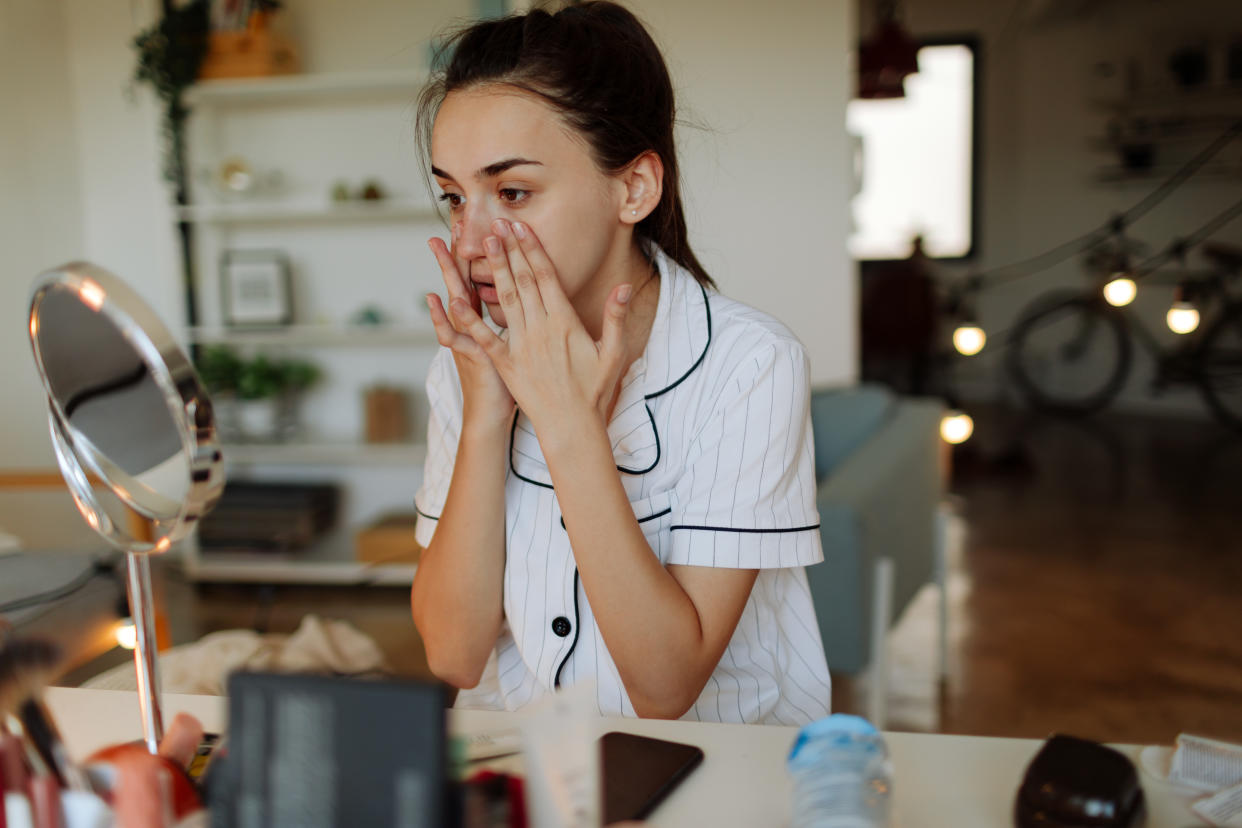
top-left (1198, 301), bottom-right (1242, 433)
top-left (1006, 291), bottom-right (1132, 415)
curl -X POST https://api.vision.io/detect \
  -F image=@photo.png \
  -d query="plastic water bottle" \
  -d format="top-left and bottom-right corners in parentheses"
top-left (787, 714), bottom-right (893, 828)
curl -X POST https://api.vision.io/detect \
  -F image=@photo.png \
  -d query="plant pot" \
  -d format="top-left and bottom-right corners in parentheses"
top-left (237, 398), bottom-right (281, 441)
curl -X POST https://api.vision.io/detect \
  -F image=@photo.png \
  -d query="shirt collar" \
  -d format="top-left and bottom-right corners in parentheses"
top-left (509, 245), bottom-right (712, 487)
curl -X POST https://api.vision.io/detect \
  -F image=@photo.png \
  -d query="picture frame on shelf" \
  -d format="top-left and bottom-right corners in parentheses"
top-left (221, 249), bottom-right (293, 327)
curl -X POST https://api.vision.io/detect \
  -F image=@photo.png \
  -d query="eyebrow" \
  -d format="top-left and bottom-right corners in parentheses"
top-left (431, 158), bottom-right (543, 182)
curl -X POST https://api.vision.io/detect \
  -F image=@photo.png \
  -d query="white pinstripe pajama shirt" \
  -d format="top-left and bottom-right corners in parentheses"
top-left (415, 246), bottom-right (832, 725)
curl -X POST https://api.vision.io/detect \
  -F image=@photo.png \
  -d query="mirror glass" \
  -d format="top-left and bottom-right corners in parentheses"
top-left (33, 283), bottom-right (189, 521)
top-left (28, 263), bottom-right (224, 553)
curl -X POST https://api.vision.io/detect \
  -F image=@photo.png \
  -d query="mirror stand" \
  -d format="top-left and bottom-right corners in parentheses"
top-left (30, 263), bottom-right (224, 755)
top-left (126, 552), bottom-right (163, 752)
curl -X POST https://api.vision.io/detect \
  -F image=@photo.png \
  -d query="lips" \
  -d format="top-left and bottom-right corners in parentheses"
top-left (471, 279), bottom-right (498, 304)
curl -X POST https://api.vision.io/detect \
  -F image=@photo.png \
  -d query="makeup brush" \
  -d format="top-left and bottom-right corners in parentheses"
top-left (0, 637), bottom-right (90, 791)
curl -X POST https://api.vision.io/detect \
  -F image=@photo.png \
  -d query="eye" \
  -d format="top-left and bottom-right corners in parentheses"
top-left (438, 192), bottom-right (464, 210)
top-left (498, 188), bottom-right (530, 206)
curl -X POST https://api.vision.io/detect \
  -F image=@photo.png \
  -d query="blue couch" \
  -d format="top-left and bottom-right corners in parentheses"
top-left (805, 385), bottom-right (945, 722)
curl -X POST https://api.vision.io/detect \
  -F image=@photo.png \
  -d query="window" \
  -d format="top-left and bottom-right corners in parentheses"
top-left (847, 40), bottom-right (978, 261)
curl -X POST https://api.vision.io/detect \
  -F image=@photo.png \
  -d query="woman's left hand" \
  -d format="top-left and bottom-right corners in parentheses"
top-left (449, 219), bottom-right (633, 431)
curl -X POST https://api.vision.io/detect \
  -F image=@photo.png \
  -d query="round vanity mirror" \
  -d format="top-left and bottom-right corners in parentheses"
top-left (28, 262), bottom-right (226, 752)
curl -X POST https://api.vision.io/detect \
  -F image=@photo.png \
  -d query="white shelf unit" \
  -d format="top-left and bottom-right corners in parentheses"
top-left (188, 324), bottom-right (439, 348)
top-left (182, 528), bottom-right (417, 586)
top-left (1087, 83), bottom-right (1242, 184)
top-left (179, 70), bottom-right (444, 585)
top-left (175, 199), bottom-right (438, 225)
top-left (185, 69), bottom-right (427, 106)
top-left (222, 440), bottom-right (426, 467)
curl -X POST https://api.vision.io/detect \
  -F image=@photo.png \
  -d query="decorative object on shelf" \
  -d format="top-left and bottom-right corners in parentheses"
top-left (331, 180), bottom-right (351, 202)
top-left (199, 157), bottom-right (285, 200)
top-left (360, 179), bottom-right (387, 201)
top-left (198, 480), bottom-right (340, 552)
top-left (131, 0), bottom-right (211, 190)
top-left (221, 249), bottom-right (293, 327)
top-left (351, 304), bottom-right (389, 326)
top-left (219, 156), bottom-right (254, 193)
top-left (354, 512), bottom-right (421, 565)
top-left (364, 386), bottom-right (412, 443)
top-left (198, 1), bottom-right (299, 80)
top-left (195, 346), bottom-right (321, 442)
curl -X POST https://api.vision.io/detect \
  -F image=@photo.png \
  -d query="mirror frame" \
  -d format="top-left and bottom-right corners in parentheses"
top-left (28, 262), bottom-right (225, 554)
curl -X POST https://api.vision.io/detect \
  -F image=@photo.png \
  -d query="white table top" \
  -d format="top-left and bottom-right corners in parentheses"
top-left (44, 687), bottom-right (1207, 827)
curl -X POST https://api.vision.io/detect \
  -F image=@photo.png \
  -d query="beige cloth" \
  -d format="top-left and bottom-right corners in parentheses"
top-left (83, 614), bottom-right (389, 695)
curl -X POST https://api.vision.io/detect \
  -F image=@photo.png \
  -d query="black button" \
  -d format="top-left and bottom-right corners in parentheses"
top-left (551, 616), bottom-right (571, 637)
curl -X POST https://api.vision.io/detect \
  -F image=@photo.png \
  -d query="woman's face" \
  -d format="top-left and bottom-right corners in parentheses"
top-left (431, 85), bottom-right (626, 328)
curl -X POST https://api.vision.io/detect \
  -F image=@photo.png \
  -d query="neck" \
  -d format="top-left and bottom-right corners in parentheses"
top-left (574, 239), bottom-right (659, 347)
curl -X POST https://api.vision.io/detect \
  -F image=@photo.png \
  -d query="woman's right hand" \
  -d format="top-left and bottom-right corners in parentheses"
top-left (426, 228), bottom-right (515, 429)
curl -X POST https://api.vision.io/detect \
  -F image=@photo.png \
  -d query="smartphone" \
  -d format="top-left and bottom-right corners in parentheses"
top-left (599, 731), bottom-right (705, 823)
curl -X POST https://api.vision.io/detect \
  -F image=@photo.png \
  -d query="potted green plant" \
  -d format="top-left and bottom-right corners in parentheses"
top-left (237, 354), bottom-right (321, 441)
top-left (131, 0), bottom-right (211, 196)
top-left (196, 347), bottom-right (320, 441)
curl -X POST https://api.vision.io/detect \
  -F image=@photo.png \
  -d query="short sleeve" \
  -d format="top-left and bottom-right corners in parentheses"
top-left (666, 341), bottom-right (822, 569)
top-left (414, 349), bottom-right (462, 548)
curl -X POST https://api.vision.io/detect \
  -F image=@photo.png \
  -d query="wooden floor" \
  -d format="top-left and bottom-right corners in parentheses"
top-left (835, 404), bottom-right (1242, 746)
top-left (68, 406), bottom-right (1242, 747)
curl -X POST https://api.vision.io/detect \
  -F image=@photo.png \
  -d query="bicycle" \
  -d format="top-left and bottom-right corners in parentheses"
top-left (1005, 243), bottom-right (1242, 432)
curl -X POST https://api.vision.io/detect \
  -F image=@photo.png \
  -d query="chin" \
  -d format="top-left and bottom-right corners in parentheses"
top-left (484, 303), bottom-right (509, 329)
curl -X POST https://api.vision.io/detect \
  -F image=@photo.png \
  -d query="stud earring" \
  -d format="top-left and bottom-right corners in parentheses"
top-left (631, 209), bottom-right (638, 216)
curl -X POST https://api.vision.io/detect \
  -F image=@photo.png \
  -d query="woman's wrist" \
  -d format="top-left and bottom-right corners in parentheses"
top-left (535, 403), bottom-right (610, 463)
top-left (460, 405), bottom-right (514, 441)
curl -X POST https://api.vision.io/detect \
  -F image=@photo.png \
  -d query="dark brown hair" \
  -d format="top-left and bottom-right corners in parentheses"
top-left (416, 1), bottom-right (714, 288)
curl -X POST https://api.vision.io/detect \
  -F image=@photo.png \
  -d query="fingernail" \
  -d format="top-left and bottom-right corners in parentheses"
top-left (617, 284), bottom-right (633, 304)
top-left (485, 237), bottom-right (501, 254)
top-left (513, 222), bottom-right (528, 239)
top-left (493, 220), bottom-right (511, 237)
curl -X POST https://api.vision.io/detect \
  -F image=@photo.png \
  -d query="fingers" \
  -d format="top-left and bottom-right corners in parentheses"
top-left (427, 292), bottom-right (462, 349)
top-left (158, 713), bottom-right (204, 768)
top-left (599, 283), bottom-right (632, 366)
top-left (110, 752), bottom-right (172, 828)
top-left (512, 221), bottom-right (574, 318)
top-left (484, 229), bottom-right (526, 337)
top-left (450, 297), bottom-right (508, 367)
top-left (428, 237), bottom-right (474, 311)
top-left (494, 220), bottom-right (546, 320)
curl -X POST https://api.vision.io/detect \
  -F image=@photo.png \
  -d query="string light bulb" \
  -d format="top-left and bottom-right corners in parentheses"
top-left (1103, 275), bottom-right (1137, 307)
top-left (1167, 302), bottom-right (1199, 334)
top-left (1166, 282), bottom-right (1200, 334)
top-left (953, 323), bottom-right (987, 356)
top-left (940, 410), bottom-right (974, 445)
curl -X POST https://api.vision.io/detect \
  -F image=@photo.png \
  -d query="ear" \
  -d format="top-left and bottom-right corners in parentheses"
top-left (618, 151), bottom-right (664, 225)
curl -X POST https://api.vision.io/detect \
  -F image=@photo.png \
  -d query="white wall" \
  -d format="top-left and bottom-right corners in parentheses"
top-left (62, 0), bottom-right (183, 337)
top-left (901, 0), bottom-right (1242, 415)
top-left (629, 0), bottom-right (858, 386)
top-left (0, 0), bottom-right (84, 468)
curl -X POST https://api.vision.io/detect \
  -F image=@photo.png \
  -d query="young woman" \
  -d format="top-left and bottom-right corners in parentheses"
top-left (410, 1), bottom-right (831, 726)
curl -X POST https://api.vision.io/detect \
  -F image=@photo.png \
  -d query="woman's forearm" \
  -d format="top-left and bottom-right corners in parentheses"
top-left (539, 410), bottom-right (740, 718)
top-left (411, 419), bottom-right (509, 687)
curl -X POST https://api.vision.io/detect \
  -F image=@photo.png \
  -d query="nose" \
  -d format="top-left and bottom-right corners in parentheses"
top-left (453, 203), bottom-right (495, 264)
